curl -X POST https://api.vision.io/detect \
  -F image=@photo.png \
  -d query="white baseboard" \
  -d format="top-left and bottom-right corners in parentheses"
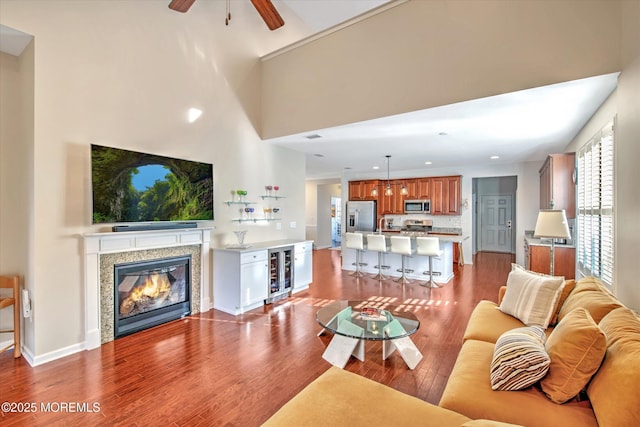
top-left (27, 341), bottom-right (85, 366)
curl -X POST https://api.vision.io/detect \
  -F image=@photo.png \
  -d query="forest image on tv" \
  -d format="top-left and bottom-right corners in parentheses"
top-left (91, 145), bottom-right (213, 224)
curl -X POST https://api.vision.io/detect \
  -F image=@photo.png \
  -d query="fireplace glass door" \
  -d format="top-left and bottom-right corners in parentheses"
top-left (114, 255), bottom-right (191, 337)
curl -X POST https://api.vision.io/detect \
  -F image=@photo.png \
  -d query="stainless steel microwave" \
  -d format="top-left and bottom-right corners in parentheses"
top-left (404, 199), bottom-right (431, 214)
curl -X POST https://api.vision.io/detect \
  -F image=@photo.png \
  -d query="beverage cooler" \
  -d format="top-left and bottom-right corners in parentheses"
top-left (267, 246), bottom-right (294, 303)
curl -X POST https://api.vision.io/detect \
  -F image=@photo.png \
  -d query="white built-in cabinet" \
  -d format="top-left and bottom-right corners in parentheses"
top-left (213, 249), bottom-right (269, 315)
top-left (240, 251), bottom-right (269, 307)
top-left (213, 240), bottom-right (313, 315)
top-left (294, 242), bottom-right (313, 292)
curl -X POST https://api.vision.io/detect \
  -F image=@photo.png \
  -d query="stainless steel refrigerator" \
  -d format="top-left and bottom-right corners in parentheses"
top-left (346, 201), bottom-right (377, 232)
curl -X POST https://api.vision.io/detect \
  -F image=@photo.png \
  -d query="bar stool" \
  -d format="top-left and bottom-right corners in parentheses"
top-left (416, 236), bottom-right (443, 288)
top-left (390, 235), bottom-right (414, 284)
top-left (344, 232), bottom-right (367, 277)
top-left (366, 234), bottom-right (390, 280)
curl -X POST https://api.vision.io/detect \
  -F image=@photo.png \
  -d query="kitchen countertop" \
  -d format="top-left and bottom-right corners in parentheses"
top-left (379, 227), bottom-right (462, 235)
top-left (360, 231), bottom-right (469, 244)
top-left (214, 239), bottom-right (313, 253)
top-left (524, 235), bottom-right (575, 248)
top-left (430, 227), bottom-right (463, 235)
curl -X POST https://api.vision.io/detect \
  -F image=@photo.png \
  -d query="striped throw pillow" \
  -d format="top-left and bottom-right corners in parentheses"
top-left (499, 264), bottom-right (565, 328)
top-left (490, 326), bottom-right (550, 391)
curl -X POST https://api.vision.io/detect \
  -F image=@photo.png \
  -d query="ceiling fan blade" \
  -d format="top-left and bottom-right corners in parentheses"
top-left (168, 0), bottom-right (196, 13)
top-left (250, 0), bottom-right (285, 31)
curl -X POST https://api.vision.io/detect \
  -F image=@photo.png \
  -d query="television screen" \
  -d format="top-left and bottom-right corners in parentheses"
top-left (91, 144), bottom-right (213, 224)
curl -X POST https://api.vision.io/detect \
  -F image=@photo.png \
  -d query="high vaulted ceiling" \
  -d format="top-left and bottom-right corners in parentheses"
top-left (1, 1), bottom-right (618, 181)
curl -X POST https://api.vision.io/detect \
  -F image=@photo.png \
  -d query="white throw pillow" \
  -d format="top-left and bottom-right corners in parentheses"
top-left (499, 264), bottom-right (565, 328)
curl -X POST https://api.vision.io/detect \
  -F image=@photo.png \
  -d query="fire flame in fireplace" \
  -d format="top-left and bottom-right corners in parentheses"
top-left (120, 272), bottom-right (172, 316)
top-left (133, 273), bottom-right (171, 300)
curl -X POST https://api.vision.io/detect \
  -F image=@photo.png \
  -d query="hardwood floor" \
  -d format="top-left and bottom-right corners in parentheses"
top-left (0, 249), bottom-right (514, 426)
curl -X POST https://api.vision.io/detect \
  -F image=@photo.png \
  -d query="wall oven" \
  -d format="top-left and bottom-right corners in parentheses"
top-left (404, 199), bottom-right (431, 214)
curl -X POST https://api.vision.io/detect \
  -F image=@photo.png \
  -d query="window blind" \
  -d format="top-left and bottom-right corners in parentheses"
top-left (576, 119), bottom-right (614, 287)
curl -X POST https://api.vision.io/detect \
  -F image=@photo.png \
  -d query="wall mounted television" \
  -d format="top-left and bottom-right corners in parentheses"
top-left (91, 144), bottom-right (213, 224)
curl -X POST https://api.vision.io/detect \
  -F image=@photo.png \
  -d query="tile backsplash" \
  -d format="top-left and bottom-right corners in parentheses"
top-left (385, 214), bottom-right (462, 229)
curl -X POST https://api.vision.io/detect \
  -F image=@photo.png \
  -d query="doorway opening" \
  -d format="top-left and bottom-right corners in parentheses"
top-left (331, 196), bottom-right (341, 248)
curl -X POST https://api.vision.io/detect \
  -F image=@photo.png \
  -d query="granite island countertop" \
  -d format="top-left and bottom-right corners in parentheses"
top-left (358, 231), bottom-right (469, 244)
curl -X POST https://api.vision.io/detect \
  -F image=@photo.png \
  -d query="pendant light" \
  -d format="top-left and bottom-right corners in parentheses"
top-left (370, 155), bottom-right (409, 197)
top-left (385, 155), bottom-right (393, 196)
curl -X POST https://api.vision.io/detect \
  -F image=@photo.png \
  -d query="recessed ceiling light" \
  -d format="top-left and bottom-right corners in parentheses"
top-left (305, 134), bottom-right (322, 140)
top-left (373, 166), bottom-right (380, 170)
top-left (424, 161), bottom-right (432, 165)
top-left (313, 153), bottom-right (325, 158)
top-left (490, 155), bottom-right (500, 160)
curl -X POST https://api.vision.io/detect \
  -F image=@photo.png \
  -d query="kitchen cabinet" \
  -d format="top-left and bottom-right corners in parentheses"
top-left (399, 178), bottom-right (430, 201)
top-left (379, 190), bottom-right (404, 215)
top-left (539, 153), bottom-right (575, 217)
top-left (417, 178), bottom-right (431, 199)
top-left (349, 180), bottom-right (379, 201)
top-left (294, 242), bottom-right (313, 292)
top-left (524, 240), bottom-right (575, 279)
top-left (431, 176), bottom-right (461, 215)
top-left (351, 175), bottom-right (459, 215)
top-left (403, 179), bottom-right (419, 199)
top-left (213, 249), bottom-right (269, 315)
top-left (348, 181), bottom-right (365, 200)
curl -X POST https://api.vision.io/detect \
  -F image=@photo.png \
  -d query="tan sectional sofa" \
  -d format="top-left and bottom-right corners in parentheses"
top-left (262, 366), bottom-right (519, 427)
top-left (263, 276), bottom-right (640, 426)
top-left (441, 276), bottom-right (640, 427)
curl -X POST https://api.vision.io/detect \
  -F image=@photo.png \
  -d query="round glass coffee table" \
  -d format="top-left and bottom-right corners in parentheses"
top-left (316, 300), bottom-right (423, 369)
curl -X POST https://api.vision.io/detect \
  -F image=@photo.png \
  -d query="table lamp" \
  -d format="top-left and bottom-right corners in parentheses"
top-left (533, 209), bottom-right (571, 276)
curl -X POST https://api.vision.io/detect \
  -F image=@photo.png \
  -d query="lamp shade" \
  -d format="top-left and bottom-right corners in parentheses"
top-left (534, 209), bottom-right (571, 239)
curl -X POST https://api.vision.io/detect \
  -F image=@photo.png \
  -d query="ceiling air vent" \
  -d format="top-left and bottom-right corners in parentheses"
top-left (305, 134), bottom-right (322, 140)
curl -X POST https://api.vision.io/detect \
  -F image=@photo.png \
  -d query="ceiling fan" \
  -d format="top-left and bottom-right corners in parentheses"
top-left (168, 0), bottom-right (285, 31)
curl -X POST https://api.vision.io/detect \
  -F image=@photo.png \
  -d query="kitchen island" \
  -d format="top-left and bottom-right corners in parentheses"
top-left (341, 233), bottom-right (468, 284)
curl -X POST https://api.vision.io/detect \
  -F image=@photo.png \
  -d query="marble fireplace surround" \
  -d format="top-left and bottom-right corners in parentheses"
top-left (83, 227), bottom-right (212, 350)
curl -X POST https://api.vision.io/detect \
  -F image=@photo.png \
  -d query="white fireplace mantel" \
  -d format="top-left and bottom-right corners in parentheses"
top-left (83, 227), bottom-right (213, 350)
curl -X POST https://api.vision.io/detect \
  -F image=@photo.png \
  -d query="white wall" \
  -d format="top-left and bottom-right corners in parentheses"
top-left (565, 91), bottom-right (617, 153)
top-left (615, 0), bottom-right (640, 310)
top-left (0, 1), bottom-right (309, 362)
top-left (0, 46), bottom-right (33, 352)
top-left (261, 0), bottom-right (621, 139)
top-left (561, 1), bottom-right (640, 311)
